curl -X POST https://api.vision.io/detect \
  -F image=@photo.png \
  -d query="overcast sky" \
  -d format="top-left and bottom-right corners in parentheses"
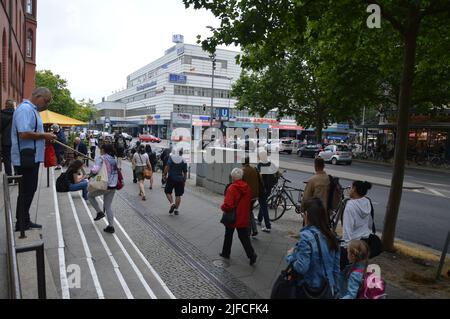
top-left (37, 0), bottom-right (237, 103)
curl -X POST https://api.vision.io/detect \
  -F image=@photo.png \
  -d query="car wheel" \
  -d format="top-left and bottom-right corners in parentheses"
top-left (347, 161), bottom-right (352, 166)
top-left (287, 151), bottom-right (292, 155)
top-left (332, 158), bottom-right (338, 165)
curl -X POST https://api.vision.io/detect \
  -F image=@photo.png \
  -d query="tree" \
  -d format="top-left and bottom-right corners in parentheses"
top-left (184, 0), bottom-right (450, 251)
top-left (35, 70), bottom-right (98, 123)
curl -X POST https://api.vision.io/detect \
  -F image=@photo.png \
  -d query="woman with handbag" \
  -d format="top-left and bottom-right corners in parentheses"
top-left (219, 168), bottom-right (258, 266)
top-left (132, 144), bottom-right (152, 201)
top-left (340, 181), bottom-right (382, 270)
top-left (89, 143), bottom-right (119, 234)
top-left (284, 198), bottom-right (340, 299)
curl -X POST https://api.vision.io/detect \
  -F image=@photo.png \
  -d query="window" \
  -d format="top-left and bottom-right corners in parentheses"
top-left (26, 0), bottom-right (33, 14)
top-left (26, 29), bottom-right (33, 58)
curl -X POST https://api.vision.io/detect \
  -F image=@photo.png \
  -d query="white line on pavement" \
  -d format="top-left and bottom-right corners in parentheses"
top-left (79, 196), bottom-right (134, 299)
top-left (51, 168), bottom-right (70, 300)
top-left (97, 198), bottom-right (158, 299)
top-left (427, 188), bottom-right (446, 198)
top-left (67, 193), bottom-right (105, 299)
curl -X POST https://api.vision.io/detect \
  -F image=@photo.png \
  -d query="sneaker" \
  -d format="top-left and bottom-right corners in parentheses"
top-left (133, 179), bottom-right (137, 184)
top-left (262, 227), bottom-right (271, 233)
top-left (149, 186), bottom-right (153, 190)
top-left (103, 226), bottom-right (115, 234)
top-left (55, 166), bottom-right (62, 171)
top-left (94, 212), bottom-right (105, 221)
top-left (169, 204), bottom-right (176, 215)
top-left (142, 196), bottom-right (146, 201)
top-left (250, 254), bottom-right (258, 266)
top-left (28, 222), bottom-right (42, 230)
top-left (219, 253), bottom-right (230, 259)
top-left (174, 210), bottom-right (179, 216)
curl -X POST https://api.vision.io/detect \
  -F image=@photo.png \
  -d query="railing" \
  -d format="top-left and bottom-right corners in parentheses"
top-left (3, 174), bottom-right (47, 299)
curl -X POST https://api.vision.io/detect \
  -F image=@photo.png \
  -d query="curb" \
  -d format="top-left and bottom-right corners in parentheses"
top-left (353, 159), bottom-right (450, 175)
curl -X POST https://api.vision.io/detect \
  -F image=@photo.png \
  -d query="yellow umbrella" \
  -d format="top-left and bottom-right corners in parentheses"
top-left (39, 110), bottom-right (87, 126)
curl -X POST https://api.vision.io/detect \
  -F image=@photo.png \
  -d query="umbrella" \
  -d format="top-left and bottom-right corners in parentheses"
top-left (39, 110), bottom-right (87, 126)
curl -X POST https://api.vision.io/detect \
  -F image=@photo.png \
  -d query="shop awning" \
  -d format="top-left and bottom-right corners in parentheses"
top-left (40, 110), bottom-right (87, 126)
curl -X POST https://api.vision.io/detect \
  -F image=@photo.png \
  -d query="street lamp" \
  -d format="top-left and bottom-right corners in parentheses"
top-left (209, 53), bottom-right (217, 130)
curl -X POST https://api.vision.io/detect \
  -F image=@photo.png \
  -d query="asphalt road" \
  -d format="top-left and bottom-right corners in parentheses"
top-left (279, 154), bottom-right (450, 251)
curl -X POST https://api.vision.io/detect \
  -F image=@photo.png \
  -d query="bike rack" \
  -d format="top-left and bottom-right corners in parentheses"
top-left (436, 231), bottom-right (450, 281)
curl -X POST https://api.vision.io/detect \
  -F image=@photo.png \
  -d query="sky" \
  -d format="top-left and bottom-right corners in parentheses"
top-left (37, 0), bottom-right (237, 103)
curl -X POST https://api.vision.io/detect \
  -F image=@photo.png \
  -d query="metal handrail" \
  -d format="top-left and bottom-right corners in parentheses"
top-left (3, 174), bottom-right (22, 299)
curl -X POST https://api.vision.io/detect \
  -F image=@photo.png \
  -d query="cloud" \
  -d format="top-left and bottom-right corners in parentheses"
top-left (36, 0), bottom-right (229, 103)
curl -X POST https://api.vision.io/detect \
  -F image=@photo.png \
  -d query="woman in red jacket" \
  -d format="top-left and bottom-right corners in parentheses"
top-left (220, 168), bottom-right (258, 266)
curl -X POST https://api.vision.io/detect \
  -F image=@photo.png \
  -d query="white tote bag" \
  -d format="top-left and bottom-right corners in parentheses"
top-left (88, 159), bottom-right (109, 192)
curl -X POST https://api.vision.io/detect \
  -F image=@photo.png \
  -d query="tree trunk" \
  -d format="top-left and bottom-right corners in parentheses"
top-left (382, 15), bottom-right (420, 252)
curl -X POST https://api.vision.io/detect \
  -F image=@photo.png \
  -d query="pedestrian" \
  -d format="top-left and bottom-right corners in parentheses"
top-left (88, 134), bottom-right (98, 160)
top-left (160, 145), bottom-right (172, 181)
top-left (220, 168), bottom-right (258, 266)
top-left (0, 99), bottom-right (16, 180)
top-left (256, 150), bottom-right (279, 233)
top-left (132, 144), bottom-right (151, 201)
top-left (51, 123), bottom-right (66, 170)
top-left (338, 240), bottom-right (369, 299)
top-left (114, 130), bottom-right (127, 166)
top-left (145, 144), bottom-right (157, 190)
top-left (286, 198), bottom-right (340, 299)
top-left (79, 130), bottom-right (86, 141)
top-left (301, 158), bottom-right (330, 213)
top-left (242, 156), bottom-right (261, 237)
top-left (163, 147), bottom-right (187, 216)
top-left (74, 136), bottom-right (88, 165)
top-left (89, 143), bottom-right (119, 234)
top-left (11, 87), bottom-right (56, 231)
top-left (340, 181), bottom-right (376, 270)
top-left (66, 160), bottom-right (89, 200)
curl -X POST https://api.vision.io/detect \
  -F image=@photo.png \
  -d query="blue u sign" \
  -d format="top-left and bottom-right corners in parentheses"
top-left (218, 108), bottom-right (230, 120)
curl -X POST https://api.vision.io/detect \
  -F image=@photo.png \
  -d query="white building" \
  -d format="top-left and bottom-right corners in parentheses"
top-left (95, 37), bottom-right (307, 139)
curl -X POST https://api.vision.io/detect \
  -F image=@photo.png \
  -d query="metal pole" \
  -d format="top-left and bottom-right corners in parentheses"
top-left (209, 54), bottom-right (216, 134)
top-left (36, 244), bottom-right (47, 299)
top-left (47, 167), bottom-right (50, 188)
top-left (436, 231), bottom-right (450, 281)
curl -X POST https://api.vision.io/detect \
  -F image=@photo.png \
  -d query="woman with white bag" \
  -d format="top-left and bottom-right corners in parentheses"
top-left (88, 143), bottom-right (119, 234)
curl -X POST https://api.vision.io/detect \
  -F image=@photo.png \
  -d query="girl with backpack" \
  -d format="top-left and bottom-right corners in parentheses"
top-left (66, 160), bottom-right (89, 200)
top-left (132, 144), bottom-right (152, 201)
top-left (339, 240), bottom-right (369, 299)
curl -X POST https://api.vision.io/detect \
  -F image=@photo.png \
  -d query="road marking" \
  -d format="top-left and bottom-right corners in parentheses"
top-left (427, 188), bottom-right (446, 198)
top-left (67, 193), bottom-right (105, 299)
top-left (97, 198), bottom-right (159, 299)
top-left (51, 169), bottom-right (70, 299)
top-left (79, 196), bottom-right (134, 299)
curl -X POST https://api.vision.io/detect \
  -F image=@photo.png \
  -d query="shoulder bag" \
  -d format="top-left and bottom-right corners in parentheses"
top-left (88, 156), bottom-right (109, 192)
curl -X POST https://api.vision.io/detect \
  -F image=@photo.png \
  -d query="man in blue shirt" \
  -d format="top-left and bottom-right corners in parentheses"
top-left (163, 147), bottom-right (187, 216)
top-left (11, 87), bottom-right (56, 231)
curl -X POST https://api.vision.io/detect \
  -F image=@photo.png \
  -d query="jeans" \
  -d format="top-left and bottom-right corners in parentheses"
top-left (258, 189), bottom-right (272, 229)
top-left (88, 189), bottom-right (116, 226)
top-left (69, 180), bottom-right (89, 200)
top-left (15, 164), bottom-right (40, 227)
top-left (90, 146), bottom-right (96, 160)
top-left (221, 227), bottom-right (256, 259)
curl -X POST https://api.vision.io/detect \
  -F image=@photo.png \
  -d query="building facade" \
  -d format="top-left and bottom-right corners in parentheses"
top-left (96, 39), bottom-right (305, 139)
top-left (0, 0), bottom-right (37, 108)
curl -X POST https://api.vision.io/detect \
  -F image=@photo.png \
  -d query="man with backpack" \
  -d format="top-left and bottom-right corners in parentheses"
top-left (301, 158), bottom-right (330, 213)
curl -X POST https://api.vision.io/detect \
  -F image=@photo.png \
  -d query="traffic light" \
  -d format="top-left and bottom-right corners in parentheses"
top-left (203, 104), bottom-right (207, 112)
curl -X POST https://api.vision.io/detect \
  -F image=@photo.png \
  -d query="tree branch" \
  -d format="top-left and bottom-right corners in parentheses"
top-left (364, 0), bottom-right (406, 36)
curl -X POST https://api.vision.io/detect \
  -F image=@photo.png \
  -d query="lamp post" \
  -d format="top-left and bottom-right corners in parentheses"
top-left (209, 53), bottom-right (216, 134)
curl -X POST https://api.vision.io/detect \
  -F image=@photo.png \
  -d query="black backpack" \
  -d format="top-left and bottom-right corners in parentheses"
top-left (327, 175), bottom-right (343, 211)
top-left (56, 173), bottom-right (70, 193)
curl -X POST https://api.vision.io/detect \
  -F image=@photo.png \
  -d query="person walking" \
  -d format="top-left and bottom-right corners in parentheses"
top-left (51, 124), bottom-right (66, 170)
top-left (0, 99), bottom-right (16, 179)
top-left (132, 144), bottom-right (151, 201)
top-left (130, 141), bottom-right (141, 184)
top-left (242, 157), bottom-right (261, 237)
top-left (145, 144), bottom-right (157, 190)
top-left (220, 168), bottom-right (258, 266)
top-left (89, 143), bottom-right (119, 234)
top-left (88, 134), bottom-right (98, 160)
top-left (11, 87), bottom-right (56, 231)
top-left (163, 147), bottom-right (187, 216)
top-left (66, 160), bottom-right (89, 200)
top-left (285, 198), bottom-right (340, 299)
top-left (301, 158), bottom-right (330, 213)
top-left (160, 144), bottom-right (172, 186)
top-left (256, 150), bottom-right (279, 233)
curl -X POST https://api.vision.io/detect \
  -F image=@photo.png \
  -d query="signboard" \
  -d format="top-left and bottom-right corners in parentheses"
top-left (172, 34), bottom-right (184, 44)
top-left (177, 47), bottom-right (185, 56)
top-left (217, 108), bottom-right (230, 121)
top-left (171, 113), bottom-right (192, 126)
top-left (137, 81), bottom-right (157, 92)
top-left (169, 74), bottom-right (187, 84)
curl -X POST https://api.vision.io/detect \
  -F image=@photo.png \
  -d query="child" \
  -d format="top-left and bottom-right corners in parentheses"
top-left (339, 240), bottom-right (369, 299)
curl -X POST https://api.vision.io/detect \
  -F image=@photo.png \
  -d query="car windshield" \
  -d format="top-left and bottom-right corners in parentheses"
top-left (337, 145), bottom-right (350, 151)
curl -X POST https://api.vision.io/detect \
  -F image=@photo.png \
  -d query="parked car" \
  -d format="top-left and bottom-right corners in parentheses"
top-left (318, 144), bottom-right (353, 165)
top-left (266, 138), bottom-right (298, 154)
top-left (297, 144), bottom-right (322, 158)
top-left (121, 132), bottom-right (133, 142)
top-left (139, 134), bottom-right (161, 143)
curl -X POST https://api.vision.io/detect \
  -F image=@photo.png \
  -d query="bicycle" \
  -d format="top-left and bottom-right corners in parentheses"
top-left (329, 186), bottom-right (351, 232)
top-left (262, 174), bottom-right (304, 222)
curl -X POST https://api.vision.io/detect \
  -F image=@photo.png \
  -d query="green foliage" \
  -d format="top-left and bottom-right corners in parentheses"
top-left (35, 70), bottom-right (97, 122)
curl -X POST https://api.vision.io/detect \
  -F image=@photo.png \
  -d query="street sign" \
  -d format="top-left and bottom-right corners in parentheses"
top-left (217, 108), bottom-right (230, 121)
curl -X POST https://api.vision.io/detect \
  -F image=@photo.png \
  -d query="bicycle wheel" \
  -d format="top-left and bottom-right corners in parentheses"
top-left (268, 194), bottom-right (287, 222)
